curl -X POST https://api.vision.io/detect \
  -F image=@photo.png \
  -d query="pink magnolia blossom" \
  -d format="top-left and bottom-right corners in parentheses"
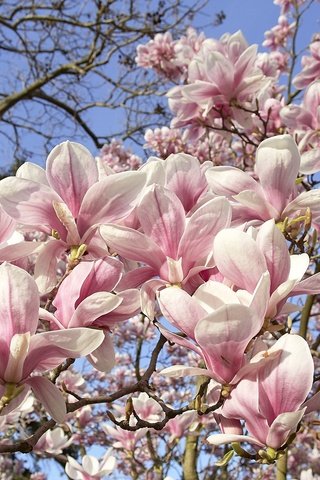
top-left (0, 141), bottom-right (146, 293)
top-left (208, 334), bottom-right (314, 454)
top-left (281, 81), bottom-right (320, 174)
top-left (136, 32), bottom-right (182, 80)
top-left (206, 134), bottom-right (320, 229)
top-left (158, 270), bottom-right (270, 385)
top-left (40, 257), bottom-right (140, 372)
top-left (263, 15), bottom-right (295, 51)
top-left (167, 31), bottom-right (271, 137)
top-left (100, 185), bottom-right (231, 316)
top-left (98, 139), bottom-right (142, 173)
top-left (0, 263), bottom-right (104, 422)
top-left (34, 427), bottom-right (73, 454)
top-left (65, 450), bottom-right (116, 480)
top-left (212, 220), bottom-right (319, 318)
top-left (293, 39), bottom-right (320, 89)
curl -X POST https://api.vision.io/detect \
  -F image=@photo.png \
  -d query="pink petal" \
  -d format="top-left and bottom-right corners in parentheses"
top-left (213, 229), bottom-right (267, 292)
top-left (158, 287), bottom-right (206, 339)
top-left (100, 224), bottom-right (165, 271)
top-left (87, 331), bottom-right (116, 372)
top-left (69, 292), bottom-right (122, 328)
top-left (77, 171), bottom-right (146, 236)
top-left (165, 153), bottom-right (208, 212)
top-left (255, 135), bottom-right (301, 213)
top-left (0, 263), bottom-right (39, 342)
top-left (193, 281), bottom-right (240, 311)
top-left (205, 166), bottom-right (260, 196)
top-left (16, 162), bottom-right (49, 185)
top-left (207, 433), bottom-right (263, 447)
top-left (46, 141), bottom-right (98, 218)
top-left (178, 197), bottom-right (231, 271)
top-left (266, 410), bottom-right (305, 449)
top-left (258, 334), bottom-right (313, 423)
top-left (195, 304), bottom-right (262, 383)
top-left (27, 376), bottom-right (66, 423)
top-left (23, 328), bottom-right (104, 376)
top-left (138, 185), bottom-right (185, 258)
top-left (0, 177), bottom-right (65, 236)
top-left (256, 219), bottom-right (290, 292)
top-left (34, 240), bottom-right (67, 294)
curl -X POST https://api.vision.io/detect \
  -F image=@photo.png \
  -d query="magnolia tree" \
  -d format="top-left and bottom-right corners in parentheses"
top-left (0, 0), bottom-right (320, 479)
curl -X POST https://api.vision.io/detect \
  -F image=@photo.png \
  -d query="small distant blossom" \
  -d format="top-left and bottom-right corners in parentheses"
top-left (99, 139), bottom-right (142, 173)
top-left (293, 38), bottom-right (320, 89)
top-left (263, 15), bottom-right (295, 51)
top-left (34, 427), bottom-right (73, 454)
top-left (65, 450), bottom-right (116, 480)
top-left (274, 0), bottom-right (307, 14)
top-left (136, 32), bottom-right (182, 80)
top-left (136, 28), bottom-right (205, 81)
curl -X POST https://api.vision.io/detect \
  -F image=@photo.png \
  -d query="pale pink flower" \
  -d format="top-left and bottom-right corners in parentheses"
top-left (208, 334), bottom-right (314, 452)
top-left (0, 141), bottom-right (146, 293)
top-left (158, 271), bottom-right (270, 385)
top-left (206, 134), bottom-right (320, 229)
top-left (98, 139), bottom-right (142, 173)
top-left (293, 39), bottom-right (320, 89)
top-left (136, 32), bottom-right (182, 80)
top-left (34, 427), bottom-right (73, 454)
top-left (212, 220), bottom-right (318, 318)
top-left (281, 81), bottom-right (320, 174)
top-left (0, 263), bottom-right (104, 422)
top-left (168, 31), bottom-right (271, 136)
top-left (101, 185), bottom-right (231, 316)
top-left (263, 15), bottom-right (295, 51)
top-left (65, 450), bottom-right (116, 480)
top-left (40, 257), bottom-right (140, 372)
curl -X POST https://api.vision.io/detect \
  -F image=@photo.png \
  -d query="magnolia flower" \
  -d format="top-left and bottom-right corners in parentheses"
top-left (206, 134), bottom-right (320, 230)
top-left (158, 271), bottom-right (270, 385)
top-left (40, 257), bottom-right (140, 372)
top-left (65, 450), bottom-right (116, 480)
top-left (208, 335), bottom-right (314, 457)
top-left (34, 427), bottom-right (73, 454)
top-left (213, 220), bottom-right (320, 319)
top-left (0, 141), bottom-right (146, 292)
top-left (101, 185), bottom-right (231, 317)
top-left (0, 263), bottom-right (104, 422)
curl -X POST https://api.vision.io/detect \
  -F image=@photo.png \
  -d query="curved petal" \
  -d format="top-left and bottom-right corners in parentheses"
top-left (159, 287), bottom-right (206, 339)
top-left (207, 433), bottom-right (264, 447)
top-left (195, 304), bottom-right (261, 383)
top-left (16, 162), bottom-right (49, 185)
top-left (178, 197), bottom-right (231, 270)
top-left (255, 135), bottom-right (300, 213)
top-left (205, 166), bottom-right (260, 196)
top-left (137, 185), bottom-right (185, 258)
top-left (256, 219), bottom-right (290, 292)
top-left (77, 171), bottom-right (146, 235)
top-left (23, 328), bottom-right (104, 376)
top-left (27, 376), bottom-right (66, 423)
top-left (0, 177), bottom-right (64, 235)
top-left (34, 240), bottom-right (67, 294)
top-left (213, 229), bottom-right (267, 292)
top-left (258, 334), bottom-right (313, 423)
top-left (100, 224), bottom-right (165, 271)
top-left (69, 292), bottom-right (122, 328)
top-left (46, 141), bottom-right (98, 218)
top-left (0, 263), bottom-right (39, 342)
top-left (87, 331), bottom-right (115, 373)
top-left (266, 410), bottom-right (305, 449)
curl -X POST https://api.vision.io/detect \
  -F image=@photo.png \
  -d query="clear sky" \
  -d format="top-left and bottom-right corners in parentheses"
top-left (1, 0), bottom-right (319, 171)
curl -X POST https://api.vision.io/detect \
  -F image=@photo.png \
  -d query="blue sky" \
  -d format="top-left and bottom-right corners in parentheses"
top-left (1, 0), bottom-right (319, 170)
